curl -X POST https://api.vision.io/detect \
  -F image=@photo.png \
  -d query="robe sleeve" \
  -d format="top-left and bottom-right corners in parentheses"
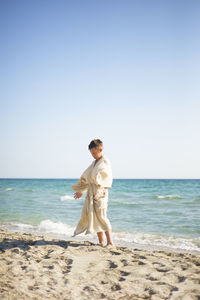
top-left (94, 160), bottom-right (113, 188)
top-left (71, 177), bottom-right (88, 194)
top-left (71, 168), bottom-right (89, 194)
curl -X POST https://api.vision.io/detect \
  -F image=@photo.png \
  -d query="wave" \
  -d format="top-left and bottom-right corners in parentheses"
top-left (5, 188), bottom-right (14, 191)
top-left (0, 220), bottom-right (74, 236)
top-left (157, 195), bottom-right (182, 199)
top-left (38, 219), bottom-right (74, 235)
top-left (0, 220), bottom-right (199, 253)
top-left (113, 231), bottom-right (200, 253)
top-left (110, 200), bottom-right (138, 206)
top-left (122, 201), bottom-right (138, 205)
top-left (24, 189), bottom-right (35, 193)
top-left (60, 195), bottom-right (74, 201)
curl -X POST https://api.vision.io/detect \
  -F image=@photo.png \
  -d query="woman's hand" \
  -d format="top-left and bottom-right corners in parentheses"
top-left (101, 187), bottom-right (109, 198)
top-left (74, 192), bottom-right (83, 199)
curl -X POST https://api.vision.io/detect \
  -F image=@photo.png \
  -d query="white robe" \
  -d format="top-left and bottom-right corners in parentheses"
top-left (71, 155), bottom-right (113, 236)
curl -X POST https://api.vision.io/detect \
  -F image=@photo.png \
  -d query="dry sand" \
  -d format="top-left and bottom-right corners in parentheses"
top-left (0, 229), bottom-right (200, 300)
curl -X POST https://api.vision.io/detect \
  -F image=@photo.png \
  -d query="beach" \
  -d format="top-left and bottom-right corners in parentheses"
top-left (0, 229), bottom-right (200, 300)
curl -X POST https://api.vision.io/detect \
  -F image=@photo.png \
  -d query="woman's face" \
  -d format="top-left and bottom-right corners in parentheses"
top-left (90, 147), bottom-right (103, 160)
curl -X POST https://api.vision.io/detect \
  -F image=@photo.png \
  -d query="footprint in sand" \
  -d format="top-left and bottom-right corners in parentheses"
top-left (157, 281), bottom-right (167, 285)
top-left (138, 261), bottom-right (146, 265)
top-left (63, 258), bottom-right (73, 274)
top-left (156, 268), bottom-right (170, 273)
top-left (48, 265), bottom-right (54, 270)
top-left (44, 265), bottom-right (54, 270)
top-left (194, 261), bottom-right (200, 267)
top-left (153, 262), bottom-right (166, 267)
top-left (111, 284), bottom-right (121, 291)
top-left (171, 286), bottom-right (179, 292)
top-left (66, 259), bottom-right (73, 265)
top-left (108, 261), bottom-right (118, 269)
top-left (168, 286), bottom-right (179, 298)
top-left (138, 255), bottom-right (146, 259)
top-left (120, 259), bottom-right (128, 266)
top-left (131, 260), bottom-right (146, 266)
top-left (119, 277), bottom-right (125, 282)
top-left (120, 271), bottom-right (130, 277)
top-left (153, 262), bottom-right (170, 272)
top-left (110, 251), bottom-right (121, 256)
top-left (177, 276), bottom-right (185, 283)
top-left (101, 280), bottom-right (108, 285)
top-left (109, 269), bottom-right (131, 283)
top-left (28, 285), bottom-right (39, 291)
top-left (83, 286), bottom-right (94, 292)
top-left (146, 275), bottom-right (158, 281)
top-left (144, 287), bottom-right (156, 296)
top-left (65, 266), bottom-right (72, 273)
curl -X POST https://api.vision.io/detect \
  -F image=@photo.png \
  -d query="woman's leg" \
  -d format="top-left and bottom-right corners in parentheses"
top-left (97, 232), bottom-right (104, 245)
top-left (105, 230), bottom-right (114, 246)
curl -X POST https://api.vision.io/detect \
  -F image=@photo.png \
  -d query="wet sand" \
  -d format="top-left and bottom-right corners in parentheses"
top-left (0, 229), bottom-right (200, 299)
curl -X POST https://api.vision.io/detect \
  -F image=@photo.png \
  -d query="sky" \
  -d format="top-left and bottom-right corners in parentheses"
top-left (0, 0), bottom-right (200, 179)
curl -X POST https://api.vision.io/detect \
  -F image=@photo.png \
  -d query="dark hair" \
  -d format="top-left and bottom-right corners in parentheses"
top-left (88, 139), bottom-right (103, 150)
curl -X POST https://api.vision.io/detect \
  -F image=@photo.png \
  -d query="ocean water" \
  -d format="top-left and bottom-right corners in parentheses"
top-left (0, 178), bottom-right (200, 254)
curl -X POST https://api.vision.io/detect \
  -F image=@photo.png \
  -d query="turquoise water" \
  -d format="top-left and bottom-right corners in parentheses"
top-left (0, 178), bottom-right (200, 253)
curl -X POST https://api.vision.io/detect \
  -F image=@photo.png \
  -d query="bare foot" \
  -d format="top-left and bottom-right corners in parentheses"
top-left (105, 244), bottom-right (116, 249)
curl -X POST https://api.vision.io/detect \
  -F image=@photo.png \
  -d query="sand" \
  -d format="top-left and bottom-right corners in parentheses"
top-left (0, 229), bottom-right (200, 300)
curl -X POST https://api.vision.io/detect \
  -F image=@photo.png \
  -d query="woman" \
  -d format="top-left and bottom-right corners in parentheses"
top-left (71, 139), bottom-right (114, 248)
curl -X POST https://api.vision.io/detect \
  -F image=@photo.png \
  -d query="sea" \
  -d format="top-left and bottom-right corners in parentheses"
top-left (0, 178), bottom-right (200, 254)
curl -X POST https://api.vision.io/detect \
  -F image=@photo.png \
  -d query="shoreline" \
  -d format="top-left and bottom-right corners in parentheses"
top-left (1, 224), bottom-right (200, 257)
top-left (0, 229), bottom-right (200, 299)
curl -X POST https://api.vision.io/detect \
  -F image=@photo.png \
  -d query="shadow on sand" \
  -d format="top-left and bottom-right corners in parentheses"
top-left (0, 237), bottom-right (95, 252)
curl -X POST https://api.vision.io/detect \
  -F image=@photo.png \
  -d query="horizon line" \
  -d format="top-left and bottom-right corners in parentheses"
top-left (0, 177), bottom-right (200, 180)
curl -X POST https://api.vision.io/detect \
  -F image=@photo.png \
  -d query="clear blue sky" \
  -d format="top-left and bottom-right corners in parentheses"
top-left (1, 0), bottom-right (200, 178)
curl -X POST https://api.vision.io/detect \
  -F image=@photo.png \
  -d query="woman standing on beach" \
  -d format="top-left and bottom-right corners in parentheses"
top-left (71, 139), bottom-right (114, 248)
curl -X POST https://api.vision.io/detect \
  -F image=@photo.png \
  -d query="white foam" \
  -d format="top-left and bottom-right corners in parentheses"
top-left (113, 230), bottom-right (200, 252)
top-left (14, 223), bottom-right (33, 229)
top-left (5, 188), bottom-right (14, 191)
top-left (111, 200), bottom-right (138, 205)
top-left (60, 195), bottom-right (74, 201)
top-left (38, 219), bottom-right (74, 235)
top-left (157, 195), bottom-right (181, 199)
top-left (0, 220), bottom-right (74, 237)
